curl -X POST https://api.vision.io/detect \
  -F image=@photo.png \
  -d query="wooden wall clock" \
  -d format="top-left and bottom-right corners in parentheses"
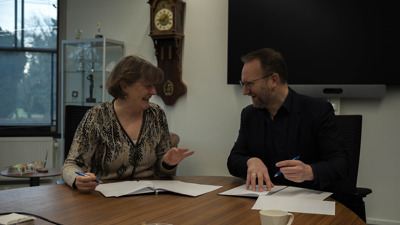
top-left (148, 0), bottom-right (186, 106)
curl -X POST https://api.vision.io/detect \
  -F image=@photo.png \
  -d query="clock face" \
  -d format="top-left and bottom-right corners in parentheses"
top-left (155, 8), bottom-right (173, 31)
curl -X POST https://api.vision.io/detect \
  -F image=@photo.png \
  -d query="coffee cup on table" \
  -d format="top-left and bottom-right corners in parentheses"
top-left (259, 209), bottom-right (294, 225)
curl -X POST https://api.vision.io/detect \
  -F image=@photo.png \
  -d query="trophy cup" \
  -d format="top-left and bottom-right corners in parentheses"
top-left (86, 63), bottom-right (96, 103)
top-left (86, 74), bottom-right (96, 103)
top-left (95, 22), bottom-right (103, 38)
top-left (75, 29), bottom-right (83, 39)
top-left (77, 50), bottom-right (85, 71)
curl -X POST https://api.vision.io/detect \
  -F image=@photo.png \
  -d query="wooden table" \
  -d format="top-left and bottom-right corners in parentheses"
top-left (1, 168), bottom-right (61, 186)
top-left (0, 176), bottom-right (366, 225)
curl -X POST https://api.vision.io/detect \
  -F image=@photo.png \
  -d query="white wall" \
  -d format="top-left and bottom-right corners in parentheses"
top-left (341, 89), bottom-right (400, 225)
top-left (65, 1), bottom-right (400, 224)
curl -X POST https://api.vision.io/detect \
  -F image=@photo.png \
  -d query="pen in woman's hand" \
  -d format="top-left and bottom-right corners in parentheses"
top-left (75, 171), bottom-right (103, 183)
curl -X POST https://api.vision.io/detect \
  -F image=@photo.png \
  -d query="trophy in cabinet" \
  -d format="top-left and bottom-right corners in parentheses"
top-left (95, 22), bottom-right (103, 38)
top-left (86, 73), bottom-right (96, 103)
top-left (75, 29), bottom-right (83, 39)
top-left (77, 50), bottom-right (85, 71)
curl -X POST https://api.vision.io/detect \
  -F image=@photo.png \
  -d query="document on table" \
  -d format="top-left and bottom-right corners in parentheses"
top-left (218, 184), bottom-right (288, 197)
top-left (269, 186), bottom-right (332, 200)
top-left (252, 196), bottom-right (335, 215)
top-left (95, 180), bottom-right (222, 197)
top-left (0, 213), bottom-right (36, 225)
top-left (219, 184), bottom-right (335, 215)
top-left (219, 184), bottom-right (332, 200)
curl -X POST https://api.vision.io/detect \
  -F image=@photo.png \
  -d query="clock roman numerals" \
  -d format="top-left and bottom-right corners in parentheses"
top-left (154, 8), bottom-right (173, 31)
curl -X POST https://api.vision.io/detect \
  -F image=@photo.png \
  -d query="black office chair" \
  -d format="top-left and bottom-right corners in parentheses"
top-left (64, 105), bottom-right (93, 160)
top-left (331, 115), bottom-right (372, 222)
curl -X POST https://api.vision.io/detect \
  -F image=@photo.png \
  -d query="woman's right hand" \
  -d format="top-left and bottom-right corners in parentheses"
top-left (163, 147), bottom-right (195, 166)
top-left (75, 172), bottom-right (99, 193)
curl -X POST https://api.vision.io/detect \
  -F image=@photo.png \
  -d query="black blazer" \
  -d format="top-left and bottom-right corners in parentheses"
top-left (227, 89), bottom-right (350, 191)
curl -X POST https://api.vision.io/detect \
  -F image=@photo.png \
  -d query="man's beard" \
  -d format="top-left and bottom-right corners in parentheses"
top-left (252, 86), bottom-right (271, 108)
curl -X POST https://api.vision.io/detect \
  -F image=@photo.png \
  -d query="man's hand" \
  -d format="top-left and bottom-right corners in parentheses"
top-left (246, 157), bottom-right (274, 192)
top-left (275, 160), bottom-right (314, 182)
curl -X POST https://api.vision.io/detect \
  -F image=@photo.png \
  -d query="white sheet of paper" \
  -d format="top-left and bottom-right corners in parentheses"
top-left (95, 180), bottom-right (222, 197)
top-left (271, 186), bottom-right (332, 201)
top-left (0, 213), bottom-right (36, 224)
top-left (218, 184), bottom-right (287, 197)
top-left (149, 180), bottom-right (222, 197)
top-left (252, 196), bottom-right (335, 215)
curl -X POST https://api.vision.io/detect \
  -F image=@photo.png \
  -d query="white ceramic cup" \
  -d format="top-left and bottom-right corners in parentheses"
top-left (259, 209), bottom-right (294, 225)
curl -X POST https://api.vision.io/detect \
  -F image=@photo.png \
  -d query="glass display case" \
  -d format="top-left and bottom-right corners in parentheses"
top-left (61, 38), bottom-right (124, 106)
top-left (60, 38), bottom-right (124, 160)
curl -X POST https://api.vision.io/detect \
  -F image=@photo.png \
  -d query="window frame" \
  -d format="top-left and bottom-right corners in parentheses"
top-left (0, 0), bottom-right (60, 138)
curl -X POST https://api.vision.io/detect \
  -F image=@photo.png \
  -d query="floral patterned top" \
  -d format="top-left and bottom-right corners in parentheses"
top-left (61, 100), bottom-right (175, 188)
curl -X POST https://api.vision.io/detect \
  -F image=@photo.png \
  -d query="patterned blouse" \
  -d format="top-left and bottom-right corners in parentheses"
top-left (61, 100), bottom-right (176, 188)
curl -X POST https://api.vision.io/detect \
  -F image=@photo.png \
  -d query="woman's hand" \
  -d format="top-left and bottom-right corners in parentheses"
top-left (75, 172), bottom-right (99, 193)
top-left (163, 147), bottom-right (195, 166)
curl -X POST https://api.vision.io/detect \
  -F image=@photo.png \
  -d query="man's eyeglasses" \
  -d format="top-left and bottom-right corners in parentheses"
top-left (239, 73), bottom-right (274, 89)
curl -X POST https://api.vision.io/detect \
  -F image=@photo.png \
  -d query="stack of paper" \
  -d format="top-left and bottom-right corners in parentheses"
top-left (218, 184), bottom-right (288, 197)
top-left (252, 195), bottom-right (335, 215)
top-left (0, 213), bottom-right (36, 225)
top-left (219, 184), bottom-right (335, 215)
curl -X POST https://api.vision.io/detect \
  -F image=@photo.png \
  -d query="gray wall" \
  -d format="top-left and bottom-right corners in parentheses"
top-left (64, 1), bottom-right (400, 224)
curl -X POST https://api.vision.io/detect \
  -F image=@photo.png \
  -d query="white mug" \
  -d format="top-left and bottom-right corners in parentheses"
top-left (259, 209), bottom-right (294, 225)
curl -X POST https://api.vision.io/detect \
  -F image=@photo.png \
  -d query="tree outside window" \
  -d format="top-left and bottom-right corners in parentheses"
top-left (0, 0), bottom-right (58, 136)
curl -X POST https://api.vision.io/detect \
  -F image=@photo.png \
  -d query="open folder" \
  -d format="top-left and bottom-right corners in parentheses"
top-left (95, 180), bottom-right (222, 197)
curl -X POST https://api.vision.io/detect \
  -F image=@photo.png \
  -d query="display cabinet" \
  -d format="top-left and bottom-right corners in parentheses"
top-left (61, 38), bottom-right (124, 106)
top-left (60, 38), bottom-right (124, 160)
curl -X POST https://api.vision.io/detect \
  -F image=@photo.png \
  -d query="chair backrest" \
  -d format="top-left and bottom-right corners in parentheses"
top-left (64, 105), bottom-right (92, 160)
top-left (333, 114), bottom-right (362, 194)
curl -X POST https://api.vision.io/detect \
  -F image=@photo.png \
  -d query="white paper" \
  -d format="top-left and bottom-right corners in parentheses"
top-left (0, 213), bottom-right (36, 225)
top-left (219, 184), bottom-right (332, 200)
top-left (252, 196), bottom-right (335, 215)
top-left (271, 186), bottom-right (332, 201)
top-left (218, 184), bottom-right (287, 197)
top-left (95, 180), bottom-right (156, 197)
top-left (149, 180), bottom-right (222, 197)
top-left (95, 180), bottom-right (222, 197)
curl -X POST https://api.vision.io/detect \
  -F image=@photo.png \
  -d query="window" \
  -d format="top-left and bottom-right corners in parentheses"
top-left (0, 0), bottom-right (58, 136)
